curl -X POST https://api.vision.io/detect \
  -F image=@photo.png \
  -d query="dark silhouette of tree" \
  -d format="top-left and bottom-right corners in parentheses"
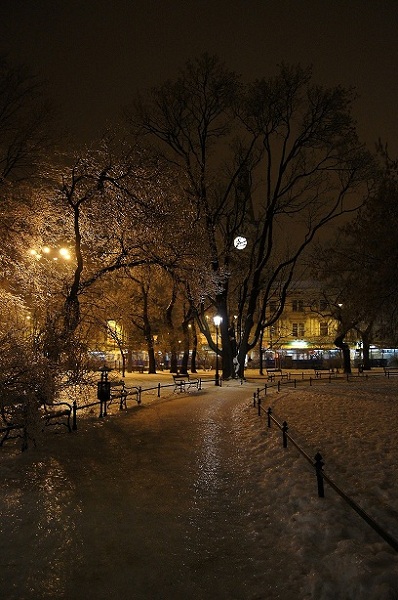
top-left (0, 56), bottom-right (56, 186)
top-left (128, 54), bottom-right (375, 378)
top-left (0, 57), bottom-right (57, 284)
top-left (312, 146), bottom-right (398, 371)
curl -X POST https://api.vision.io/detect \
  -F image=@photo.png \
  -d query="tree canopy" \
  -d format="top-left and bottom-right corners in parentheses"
top-left (312, 148), bottom-right (398, 370)
top-left (127, 54), bottom-right (376, 377)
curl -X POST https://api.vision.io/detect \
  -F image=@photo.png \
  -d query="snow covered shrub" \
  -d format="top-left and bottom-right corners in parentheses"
top-left (0, 292), bottom-right (57, 447)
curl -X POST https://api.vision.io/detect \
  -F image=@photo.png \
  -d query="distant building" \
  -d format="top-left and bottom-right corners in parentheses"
top-left (253, 281), bottom-right (396, 369)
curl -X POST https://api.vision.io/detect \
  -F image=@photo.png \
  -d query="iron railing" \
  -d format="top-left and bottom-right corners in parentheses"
top-left (253, 389), bottom-right (398, 553)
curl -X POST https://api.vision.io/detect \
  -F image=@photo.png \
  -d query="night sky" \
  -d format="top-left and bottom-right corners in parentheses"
top-left (2, 0), bottom-right (398, 152)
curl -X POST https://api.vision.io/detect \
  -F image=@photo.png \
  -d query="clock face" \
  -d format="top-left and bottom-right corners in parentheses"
top-left (234, 236), bottom-right (247, 250)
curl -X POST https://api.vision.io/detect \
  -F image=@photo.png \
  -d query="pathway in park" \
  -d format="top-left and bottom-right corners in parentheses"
top-left (1, 378), bottom-right (299, 600)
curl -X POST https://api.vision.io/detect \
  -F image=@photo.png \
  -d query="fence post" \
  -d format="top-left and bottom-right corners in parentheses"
top-left (257, 395), bottom-right (262, 416)
top-left (158, 383), bottom-right (161, 397)
top-left (72, 400), bottom-right (77, 431)
top-left (293, 379), bottom-right (297, 388)
top-left (267, 407), bottom-right (272, 428)
top-left (199, 378), bottom-right (202, 390)
top-left (253, 392), bottom-right (256, 407)
top-left (277, 380), bottom-right (281, 392)
top-left (310, 377), bottom-right (313, 386)
top-left (282, 421), bottom-right (288, 447)
top-left (314, 452), bottom-right (325, 498)
top-left (137, 386), bottom-right (142, 404)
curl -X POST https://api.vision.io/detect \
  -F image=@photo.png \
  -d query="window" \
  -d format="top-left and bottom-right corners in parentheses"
top-left (292, 300), bottom-right (304, 312)
top-left (319, 322), bottom-right (329, 336)
top-left (292, 323), bottom-right (305, 337)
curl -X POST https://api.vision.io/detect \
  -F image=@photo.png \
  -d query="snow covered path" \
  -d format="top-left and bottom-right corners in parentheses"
top-left (1, 375), bottom-right (398, 599)
top-left (1, 388), bottom-right (284, 600)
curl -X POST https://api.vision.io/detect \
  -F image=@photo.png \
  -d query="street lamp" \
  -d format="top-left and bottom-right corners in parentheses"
top-left (29, 245), bottom-right (71, 261)
top-left (213, 315), bottom-right (222, 386)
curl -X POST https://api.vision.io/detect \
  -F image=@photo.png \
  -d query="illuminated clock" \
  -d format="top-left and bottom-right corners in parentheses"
top-left (233, 236), bottom-right (247, 250)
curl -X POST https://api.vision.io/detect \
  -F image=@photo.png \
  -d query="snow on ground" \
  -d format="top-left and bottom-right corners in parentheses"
top-left (1, 370), bottom-right (398, 599)
top-left (237, 373), bottom-right (398, 599)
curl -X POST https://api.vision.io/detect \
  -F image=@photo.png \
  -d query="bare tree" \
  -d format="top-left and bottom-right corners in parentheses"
top-left (0, 56), bottom-right (56, 186)
top-left (127, 55), bottom-right (376, 378)
top-left (0, 57), bottom-right (57, 281)
top-left (22, 138), bottom-right (199, 374)
top-left (311, 148), bottom-right (398, 371)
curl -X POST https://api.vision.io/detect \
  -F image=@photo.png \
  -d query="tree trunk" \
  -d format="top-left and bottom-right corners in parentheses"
top-left (180, 320), bottom-right (189, 374)
top-left (147, 343), bottom-right (157, 373)
top-left (362, 342), bottom-right (370, 370)
top-left (190, 323), bottom-right (198, 373)
top-left (127, 348), bottom-right (133, 373)
top-left (170, 351), bottom-right (178, 373)
top-left (334, 334), bottom-right (351, 373)
top-left (259, 328), bottom-right (264, 376)
top-left (361, 330), bottom-right (372, 370)
top-left (216, 295), bottom-right (234, 380)
top-left (121, 352), bottom-right (126, 377)
top-left (180, 352), bottom-right (189, 375)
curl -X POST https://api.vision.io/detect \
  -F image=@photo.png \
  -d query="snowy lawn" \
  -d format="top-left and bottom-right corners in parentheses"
top-left (1, 373), bottom-right (398, 599)
top-left (244, 375), bottom-right (398, 598)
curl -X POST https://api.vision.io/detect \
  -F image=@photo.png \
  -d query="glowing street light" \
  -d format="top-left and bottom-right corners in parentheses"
top-left (59, 247), bottom-right (71, 260)
top-left (29, 246), bottom-right (71, 261)
top-left (213, 314), bottom-right (222, 386)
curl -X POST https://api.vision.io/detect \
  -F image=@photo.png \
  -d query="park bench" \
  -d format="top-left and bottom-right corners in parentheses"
top-left (383, 366), bottom-right (398, 377)
top-left (41, 401), bottom-right (72, 432)
top-left (314, 368), bottom-right (336, 379)
top-left (172, 373), bottom-right (200, 393)
top-left (1, 399), bottom-right (72, 448)
top-left (266, 368), bottom-right (288, 381)
top-left (107, 380), bottom-right (141, 409)
top-left (0, 403), bottom-right (24, 446)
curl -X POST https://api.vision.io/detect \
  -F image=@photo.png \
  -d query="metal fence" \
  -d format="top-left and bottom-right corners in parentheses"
top-left (253, 386), bottom-right (398, 553)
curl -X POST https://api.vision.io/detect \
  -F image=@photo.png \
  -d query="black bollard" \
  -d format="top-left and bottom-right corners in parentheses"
top-left (282, 421), bottom-right (288, 447)
top-left (72, 400), bottom-right (77, 431)
top-left (314, 452), bottom-right (325, 498)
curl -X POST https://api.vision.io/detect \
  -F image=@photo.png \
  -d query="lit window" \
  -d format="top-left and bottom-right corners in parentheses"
top-left (292, 323), bottom-right (305, 337)
top-left (320, 322), bottom-right (328, 336)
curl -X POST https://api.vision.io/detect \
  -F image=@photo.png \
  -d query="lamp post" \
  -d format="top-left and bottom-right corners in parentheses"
top-left (213, 315), bottom-right (222, 386)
